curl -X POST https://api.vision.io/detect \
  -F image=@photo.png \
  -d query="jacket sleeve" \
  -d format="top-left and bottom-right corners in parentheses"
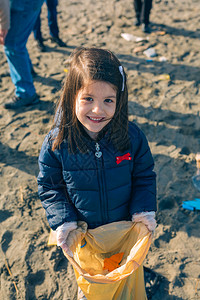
top-left (129, 126), bottom-right (157, 215)
top-left (37, 134), bottom-right (78, 230)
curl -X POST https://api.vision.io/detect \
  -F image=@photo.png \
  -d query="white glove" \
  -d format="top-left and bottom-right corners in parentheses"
top-left (132, 211), bottom-right (157, 232)
top-left (56, 222), bottom-right (77, 257)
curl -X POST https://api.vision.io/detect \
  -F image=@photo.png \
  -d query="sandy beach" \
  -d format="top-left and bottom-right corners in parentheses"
top-left (0, 0), bottom-right (200, 299)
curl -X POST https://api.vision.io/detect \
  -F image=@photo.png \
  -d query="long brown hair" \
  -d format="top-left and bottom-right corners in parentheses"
top-left (52, 47), bottom-right (129, 153)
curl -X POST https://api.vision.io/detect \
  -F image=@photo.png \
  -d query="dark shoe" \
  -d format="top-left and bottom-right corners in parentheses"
top-left (35, 39), bottom-right (46, 52)
top-left (142, 23), bottom-right (151, 33)
top-left (50, 36), bottom-right (67, 47)
top-left (134, 18), bottom-right (141, 26)
top-left (4, 94), bottom-right (39, 109)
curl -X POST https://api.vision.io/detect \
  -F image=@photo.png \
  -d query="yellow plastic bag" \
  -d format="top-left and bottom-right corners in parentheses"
top-left (49, 221), bottom-right (152, 300)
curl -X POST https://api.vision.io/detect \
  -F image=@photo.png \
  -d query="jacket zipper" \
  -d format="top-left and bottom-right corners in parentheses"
top-left (95, 142), bottom-right (108, 224)
top-left (95, 142), bottom-right (102, 158)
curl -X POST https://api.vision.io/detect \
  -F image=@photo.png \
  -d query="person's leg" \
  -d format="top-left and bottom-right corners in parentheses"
top-left (133, 0), bottom-right (142, 25)
top-left (46, 0), bottom-right (59, 38)
top-left (33, 10), bottom-right (43, 41)
top-left (46, 0), bottom-right (66, 46)
top-left (4, 1), bottom-right (44, 102)
top-left (140, 0), bottom-right (152, 33)
top-left (32, 8), bottom-right (46, 52)
top-left (141, 0), bottom-right (152, 25)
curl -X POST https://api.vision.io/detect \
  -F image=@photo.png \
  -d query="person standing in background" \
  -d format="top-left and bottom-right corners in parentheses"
top-left (133, 0), bottom-right (152, 33)
top-left (33, 0), bottom-right (66, 52)
top-left (0, 0), bottom-right (44, 109)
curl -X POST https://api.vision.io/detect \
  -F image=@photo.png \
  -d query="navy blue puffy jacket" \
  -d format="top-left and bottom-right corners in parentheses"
top-left (37, 122), bottom-right (156, 230)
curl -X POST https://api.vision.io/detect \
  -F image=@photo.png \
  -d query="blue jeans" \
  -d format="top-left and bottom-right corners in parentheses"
top-left (33, 0), bottom-right (59, 41)
top-left (4, 0), bottom-right (44, 98)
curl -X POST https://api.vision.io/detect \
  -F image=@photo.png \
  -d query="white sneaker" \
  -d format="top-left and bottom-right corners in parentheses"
top-left (77, 287), bottom-right (87, 300)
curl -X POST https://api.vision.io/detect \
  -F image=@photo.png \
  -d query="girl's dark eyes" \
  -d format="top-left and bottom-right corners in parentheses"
top-left (104, 99), bottom-right (113, 103)
top-left (84, 97), bottom-right (93, 101)
top-left (83, 97), bottom-right (114, 103)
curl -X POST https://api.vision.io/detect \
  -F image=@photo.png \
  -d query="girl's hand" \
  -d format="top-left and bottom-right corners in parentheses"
top-left (56, 221), bottom-right (78, 256)
top-left (132, 211), bottom-right (157, 232)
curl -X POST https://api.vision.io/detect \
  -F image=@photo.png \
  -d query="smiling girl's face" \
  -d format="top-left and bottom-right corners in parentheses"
top-left (75, 80), bottom-right (117, 140)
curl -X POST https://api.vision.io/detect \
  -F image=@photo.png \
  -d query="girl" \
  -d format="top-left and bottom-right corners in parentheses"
top-left (37, 47), bottom-right (157, 298)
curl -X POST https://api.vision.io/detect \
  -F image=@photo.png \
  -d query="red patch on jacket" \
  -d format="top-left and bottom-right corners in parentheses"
top-left (116, 153), bottom-right (132, 164)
